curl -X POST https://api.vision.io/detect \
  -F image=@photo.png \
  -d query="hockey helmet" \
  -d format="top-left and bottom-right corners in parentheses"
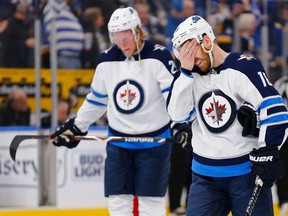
top-left (108, 7), bottom-right (141, 43)
top-left (172, 15), bottom-right (215, 59)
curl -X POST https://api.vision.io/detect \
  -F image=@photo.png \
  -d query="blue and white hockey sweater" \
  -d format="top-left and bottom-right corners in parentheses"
top-left (167, 52), bottom-right (288, 177)
top-left (75, 40), bottom-right (176, 149)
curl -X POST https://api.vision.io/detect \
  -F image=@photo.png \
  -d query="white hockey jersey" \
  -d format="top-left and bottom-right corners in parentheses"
top-left (168, 52), bottom-right (288, 177)
top-left (75, 41), bottom-right (176, 149)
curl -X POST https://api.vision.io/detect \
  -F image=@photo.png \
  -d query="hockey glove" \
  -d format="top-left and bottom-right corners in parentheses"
top-left (237, 102), bottom-right (260, 137)
top-left (50, 118), bottom-right (87, 149)
top-left (172, 122), bottom-right (192, 152)
top-left (249, 146), bottom-right (285, 188)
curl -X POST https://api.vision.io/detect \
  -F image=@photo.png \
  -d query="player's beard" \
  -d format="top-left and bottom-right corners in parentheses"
top-left (198, 52), bottom-right (211, 73)
top-left (192, 52), bottom-right (212, 76)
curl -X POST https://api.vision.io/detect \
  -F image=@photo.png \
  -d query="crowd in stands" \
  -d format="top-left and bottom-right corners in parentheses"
top-left (0, 0), bottom-right (286, 75)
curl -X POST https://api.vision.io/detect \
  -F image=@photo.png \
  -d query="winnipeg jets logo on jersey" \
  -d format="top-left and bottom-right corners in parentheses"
top-left (198, 90), bottom-right (236, 133)
top-left (205, 95), bottom-right (227, 125)
top-left (237, 53), bottom-right (255, 61)
top-left (120, 86), bottom-right (136, 107)
top-left (113, 80), bottom-right (144, 114)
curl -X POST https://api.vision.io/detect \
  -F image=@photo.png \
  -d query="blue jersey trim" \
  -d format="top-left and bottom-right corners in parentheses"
top-left (161, 87), bottom-right (171, 94)
top-left (108, 141), bottom-right (165, 149)
top-left (175, 108), bottom-right (195, 122)
top-left (261, 113), bottom-right (288, 125)
top-left (180, 69), bottom-right (194, 78)
top-left (86, 98), bottom-right (107, 106)
top-left (258, 96), bottom-right (285, 112)
top-left (192, 159), bottom-right (251, 177)
top-left (91, 87), bottom-right (108, 98)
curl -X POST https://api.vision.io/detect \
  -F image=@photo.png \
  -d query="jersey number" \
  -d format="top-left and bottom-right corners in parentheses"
top-left (258, 71), bottom-right (272, 87)
top-left (169, 60), bottom-right (178, 75)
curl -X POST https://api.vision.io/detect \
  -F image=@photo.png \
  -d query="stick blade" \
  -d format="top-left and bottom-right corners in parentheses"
top-left (10, 135), bottom-right (27, 161)
top-left (10, 135), bottom-right (49, 161)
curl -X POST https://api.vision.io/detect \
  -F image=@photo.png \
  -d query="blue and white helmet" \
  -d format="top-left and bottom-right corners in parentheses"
top-left (108, 7), bottom-right (141, 43)
top-left (172, 15), bottom-right (215, 60)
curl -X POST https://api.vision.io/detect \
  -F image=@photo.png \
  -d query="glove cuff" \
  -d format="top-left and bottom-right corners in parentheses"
top-left (69, 119), bottom-right (87, 136)
top-left (250, 146), bottom-right (285, 187)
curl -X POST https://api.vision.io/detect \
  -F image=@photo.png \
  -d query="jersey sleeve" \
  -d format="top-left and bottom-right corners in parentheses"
top-left (75, 64), bottom-right (108, 132)
top-left (233, 58), bottom-right (288, 148)
top-left (167, 70), bottom-right (196, 122)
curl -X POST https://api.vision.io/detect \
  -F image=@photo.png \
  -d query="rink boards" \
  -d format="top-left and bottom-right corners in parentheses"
top-left (0, 127), bottom-right (282, 215)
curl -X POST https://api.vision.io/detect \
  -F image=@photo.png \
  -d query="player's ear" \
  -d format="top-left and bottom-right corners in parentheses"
top-left (135, 31), bottom-right (140, 41)
top-left (203, 34), bottom-right (212, 50)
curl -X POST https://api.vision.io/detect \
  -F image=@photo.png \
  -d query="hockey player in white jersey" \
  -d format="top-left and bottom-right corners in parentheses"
top-left (167, 15), bottom-right (288, 216)
top-left (50, 6), bottom-right (176, 216)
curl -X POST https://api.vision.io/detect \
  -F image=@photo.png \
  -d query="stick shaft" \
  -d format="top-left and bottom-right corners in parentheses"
top-left (9, 135), bottom-right (168, 161)
top-left (244, 176), bottom-right (263, 216)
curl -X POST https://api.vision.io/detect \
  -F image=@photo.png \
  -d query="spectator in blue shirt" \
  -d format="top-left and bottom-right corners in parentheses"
top-left (42, 0), bottom-right (84, 69)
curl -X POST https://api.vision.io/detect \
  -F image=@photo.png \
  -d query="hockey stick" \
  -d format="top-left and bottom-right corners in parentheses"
top-left (244, 176), bottom-right (263, 216)
top-left (9, 135), bottom-right (167, 161)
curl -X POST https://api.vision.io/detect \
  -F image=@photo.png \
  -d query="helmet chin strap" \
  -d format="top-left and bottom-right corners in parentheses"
top-left (201, 43), bottom-right (214, 70)
top-left (133, 29), bottom-right (142, 62)
top-left (135, 36), bottom-right (141, 61)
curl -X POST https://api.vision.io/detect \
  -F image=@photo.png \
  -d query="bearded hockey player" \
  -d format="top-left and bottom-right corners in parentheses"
top-left (167, 15), bottom-right (288, 216)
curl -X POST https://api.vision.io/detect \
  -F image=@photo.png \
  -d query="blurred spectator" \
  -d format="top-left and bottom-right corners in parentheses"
top-left (42, 0), bottom-right (84, 69)
top-left (210, 0), bottom-right (245, 52)
top-left (147, 0), bottom-right (169, 26)
top-left (81, 7), bottom-right (110, 69)
top-left (41, 99), bottom-right (71, 127)
top-left (267, 0), bottom-right (279, 52)
top-left (0, 2), bottom-right (34, 68)
top-left (165, 0), bottom-right (195, 52)
top-left (238, 11), bottom-right (257, 54)
top-left (249, 0), bottom-right (264, 51)
top-left (208, 0), bottom-right (232, 52)
top-left (134, 2), bottom-right (167, 45)
top-left (208, 0), bottom-right (231, 35)
top-left (264, 2), bottom-right (287, 84)
top-left (0, 89), bottom-right (30, 126)
top-left (193, 0), bottom-right (206, 18)
top-left (80, 0), bottom-right (115, 36)
top-left (273, 5), bottom-right (288, 66)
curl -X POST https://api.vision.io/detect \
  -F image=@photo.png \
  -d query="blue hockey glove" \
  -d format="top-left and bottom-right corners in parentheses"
top-left (172, 122), bottom-right (192, 152)
top-left (50, 118), bottom-right (87, 149)
top-left (237, 102), bottom-right (260, 137)
top-left (249, 146), bottom-right (285, 188)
